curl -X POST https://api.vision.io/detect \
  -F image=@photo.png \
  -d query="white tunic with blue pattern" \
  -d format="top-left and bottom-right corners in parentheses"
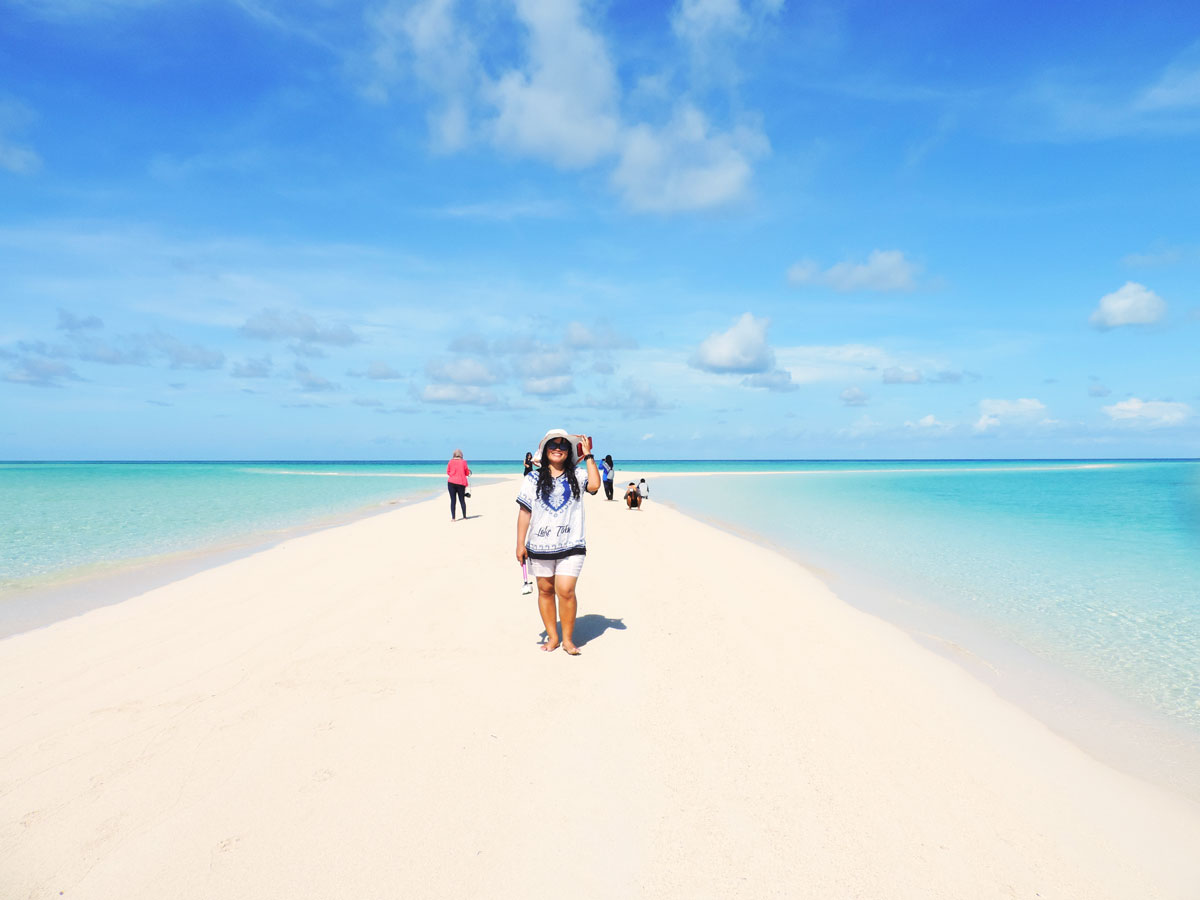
top-left (516, 465), bottom-right (588, 559)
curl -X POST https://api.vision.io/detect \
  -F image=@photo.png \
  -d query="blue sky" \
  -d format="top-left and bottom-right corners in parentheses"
top-left (1, 0), bottom-right (1198, 459)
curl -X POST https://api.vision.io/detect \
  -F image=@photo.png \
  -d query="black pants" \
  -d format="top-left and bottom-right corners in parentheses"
top-left (603, 479), bottom-right (614, 500)
top-left (448, 482), bottom-right (466, 518)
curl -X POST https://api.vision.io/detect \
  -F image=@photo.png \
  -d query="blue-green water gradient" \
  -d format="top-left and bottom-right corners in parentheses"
top-left (647, 460), bottom-right (1200, 733)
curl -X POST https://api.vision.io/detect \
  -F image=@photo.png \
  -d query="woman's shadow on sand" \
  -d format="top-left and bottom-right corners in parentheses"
top-left (540, 614), bottom-right (626, 648)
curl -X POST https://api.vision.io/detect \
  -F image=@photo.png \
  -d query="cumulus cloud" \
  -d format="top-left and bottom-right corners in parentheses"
top-left (788, 250), bottom-right (921, 292)
top-left (364, 0), bottom-right (770, 212)
top-left (840, 386), bottom-right (868, 406)
top-left (1089, 282), bottom-right (1167, 329)
top-left (974, 398), bottom-right (1048, 433)
top-left (427, 356), bottom-right (503, 385)
top-left (420, 383), bottom-right (498, 405)
top-left (485, 0), bottom-right (620, 168)
top-left (242, 308), bottom-right (359, 346)
top-left (1102, 398), bottom-right (1192, 427)
top-left (385, 0), bottom-right (479, 150)
top-left (690, 312), bottom-right (774, 373)
top-left (613, 105), bottom-right (767, 212)
top-left (882, 366), bottom-right (922, 384)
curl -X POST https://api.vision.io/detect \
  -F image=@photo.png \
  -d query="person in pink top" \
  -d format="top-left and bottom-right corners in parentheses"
top-left (446, 448), bottom-right (471, 521)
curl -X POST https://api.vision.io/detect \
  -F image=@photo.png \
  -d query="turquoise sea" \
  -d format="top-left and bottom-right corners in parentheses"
top-left (0, 460), bottom-right (510, 590)
top-left (644, 460), bottom-right (1200, 740)
top-left (3, 459), bottom-right (1199, 746)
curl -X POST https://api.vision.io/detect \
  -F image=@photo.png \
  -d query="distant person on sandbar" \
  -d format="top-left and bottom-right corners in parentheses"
top-left (523, 451), bottom-right (535, 476)
top-left (447, 448), bottom-right (470, 521)
top-left (515, 429), bottom-right (600, 655)
top-left (598, 453), bottom-right (615, 500)
top-left (624, 482), bottom-right (641, 510)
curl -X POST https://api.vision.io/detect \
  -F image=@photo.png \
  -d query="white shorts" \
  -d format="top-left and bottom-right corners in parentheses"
top-left (527, 553), bottom-right (585, 579)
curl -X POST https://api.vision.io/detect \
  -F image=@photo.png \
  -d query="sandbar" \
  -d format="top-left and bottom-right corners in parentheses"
top-left (2, 477), bottom-right (1198, 899)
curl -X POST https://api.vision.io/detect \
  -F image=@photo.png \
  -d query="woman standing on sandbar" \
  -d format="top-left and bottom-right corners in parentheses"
top-left (515, 429), bottom-right (600, 655)
top-left (447, 448), bottom-right (470, 521)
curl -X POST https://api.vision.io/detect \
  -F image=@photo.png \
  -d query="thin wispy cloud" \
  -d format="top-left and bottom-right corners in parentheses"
top-left (788, 250), bottom-right (921, 292)
top-left (1102, 398), bottom-right (1192, 427)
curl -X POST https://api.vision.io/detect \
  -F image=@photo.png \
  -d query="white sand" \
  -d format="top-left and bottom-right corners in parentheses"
top-left (2, 477), bottom-right (1199, 899)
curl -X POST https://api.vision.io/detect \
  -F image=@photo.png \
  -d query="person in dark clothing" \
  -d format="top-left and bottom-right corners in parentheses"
top-left (598, 454), bottom-right (615, 500)
top-left (523, 451), bottom-right (535, 476)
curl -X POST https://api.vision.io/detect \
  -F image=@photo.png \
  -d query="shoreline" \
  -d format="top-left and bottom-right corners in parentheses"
top-left (0, 478), bottom-right (465, 639)
top-left (2, 479), bottom-right (1199, 897)
top-left (651, 492), bottom-right (1200, 805)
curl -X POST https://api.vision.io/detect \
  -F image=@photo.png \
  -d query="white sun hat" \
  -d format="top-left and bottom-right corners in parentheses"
top-left (536, 428), bottom-right (579, 467)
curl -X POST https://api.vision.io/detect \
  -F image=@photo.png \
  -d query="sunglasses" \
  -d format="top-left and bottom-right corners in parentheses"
top-left (546, 439), bottom-right (571, 451)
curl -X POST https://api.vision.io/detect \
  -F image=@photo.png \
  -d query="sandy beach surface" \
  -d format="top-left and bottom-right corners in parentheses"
top-left (3, 476), bottom-right (1199, 899)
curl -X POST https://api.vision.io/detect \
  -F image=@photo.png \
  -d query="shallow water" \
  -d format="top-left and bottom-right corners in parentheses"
top-left (646, 460), bottom-right (1200, 735)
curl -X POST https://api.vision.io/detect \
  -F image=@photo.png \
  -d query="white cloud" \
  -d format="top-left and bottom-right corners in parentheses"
top-left (293, 363), bottom-right (339, 393)
top-left (361, 1), bottom-right (771, 214)
top-left (485, 0), bottom-right (620, 168)
top-left (523, 349), bottom-right (572, 378)
top-left (426, 356), bottom-right (502, 385)
top-left (522, 374), bottom-right (574, 395)
top-left (242, 308), bottom-right (360, 346)
top-left (840, 386), bottom-right (868, 406)
top-left (742, 368), bottom-right (796, 391)
top-left (690, 312), bottom-right (774, 374)
top-left (584, 377), bottom-right (669, 412)
top-left (672, 0), bottom-right (747, 45)
top-left (366, 361), bottom-right (403, 380)
top-left (1102, 398), bottom-right (1192, 427)
top-left (613, 105), bottom-right (767, 212)
top-left (788, 250), bottom-right (921, 292)
top-left (419, 383), bottom-right (498, 405)
top-left (4, 357), bottom-right (80, 387)
top-left (1089, 282), bottom-right (1167, 329)
top-left (973, 398), bottom-right (1048, 433)
top-left (905, 414), bottom-right (946, 431)
top-left (232, 357), bottom-right (272, 378)
top-left (0, 98), bottom-right (42, 175)
top-left (882, 366), bottom-right (922, 384)
top-left (396, 0), bottom-right (479, 150)
top-left (564, 321), bottom-right (635, 349)
top-left (1137, 45), bottom-right (1200, 111)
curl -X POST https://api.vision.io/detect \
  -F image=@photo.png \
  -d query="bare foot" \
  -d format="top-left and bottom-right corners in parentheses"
top-left (563, 642), bottom-right (581, 656)
top-left (541, 639), bottom-right (560, 652)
